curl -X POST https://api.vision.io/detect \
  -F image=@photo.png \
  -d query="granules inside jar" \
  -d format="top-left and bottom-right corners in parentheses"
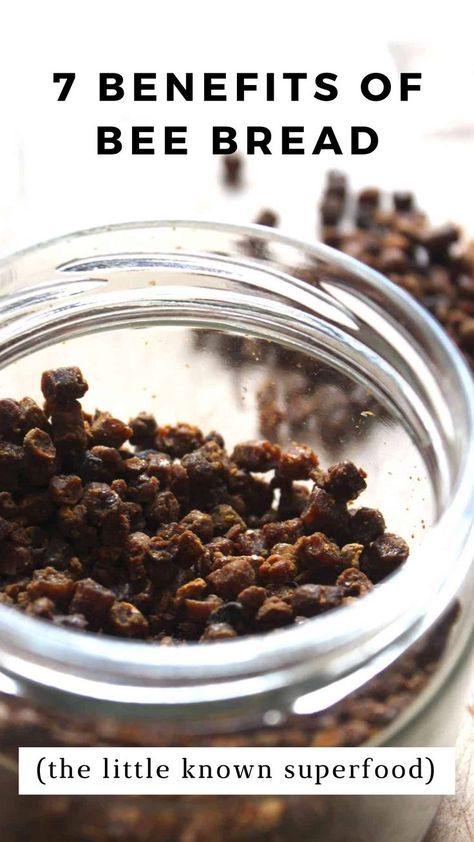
top-left (0, 366), bottom-right (409, 643)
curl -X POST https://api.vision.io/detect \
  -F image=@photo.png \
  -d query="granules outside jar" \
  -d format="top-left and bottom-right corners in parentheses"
top-left (0, 221), bottom-right (472, 842)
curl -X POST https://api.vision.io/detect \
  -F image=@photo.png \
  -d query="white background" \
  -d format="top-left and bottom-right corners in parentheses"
top-left (19, 746), bottom-right (455, 795)
top-left (0, 0), bottom-right (472, 255)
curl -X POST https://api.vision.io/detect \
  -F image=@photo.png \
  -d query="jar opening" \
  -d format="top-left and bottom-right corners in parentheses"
top-left (0, 220), bottom-right (472, 719)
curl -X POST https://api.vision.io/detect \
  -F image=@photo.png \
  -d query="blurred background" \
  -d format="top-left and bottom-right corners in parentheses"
top-left (0, 0), bottom-right (472, 255)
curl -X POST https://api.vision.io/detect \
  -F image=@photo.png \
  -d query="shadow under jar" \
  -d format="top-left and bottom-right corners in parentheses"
top-left (0, 221), bottom-right (473, 842)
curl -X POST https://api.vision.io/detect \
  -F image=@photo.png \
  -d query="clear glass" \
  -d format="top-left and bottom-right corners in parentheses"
top-left (0, 221), bottom-right (473, 842)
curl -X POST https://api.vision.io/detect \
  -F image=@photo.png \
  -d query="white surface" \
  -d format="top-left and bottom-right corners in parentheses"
top-left (0, 2), bottom-right (472, 255)
top-left (19, 746), bottom-right (455, 795)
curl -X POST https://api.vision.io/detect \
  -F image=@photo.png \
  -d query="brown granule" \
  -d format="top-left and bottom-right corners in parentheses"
top-left (222, 154), bottom-right (243, 188)
top-left (255, 209), bottom-right (279, 228)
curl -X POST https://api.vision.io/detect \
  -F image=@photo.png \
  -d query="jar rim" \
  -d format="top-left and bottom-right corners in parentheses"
top-left (0, 218), bottom-right (473, 719)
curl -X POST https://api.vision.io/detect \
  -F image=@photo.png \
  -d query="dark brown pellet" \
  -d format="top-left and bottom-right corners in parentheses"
top-left (156, 423), bottom-right (204, 458)
top-left (301, 486), bottom-right (349, 539)
top-left (0, 399), bottom-right (22, 439)
top-left (0, 442), bottom-right (24, 491)
top-left (393, 191), bottom-right (414, 213)
top-left (70, 578), bottom-right (116, 622)
top-left (277, 444), bottom-right (318, 481)
top-left (222, 154), bottom-right (243, 188)
top-left (255, 596), bottom-right (293, 630)
top-left (49, 475), bottom-right (83, 506)
top-left (324, 461), bottom-right (367, 502)
top-left (109, 601), bottom-right (149, 638)
top-left (295, 533), bottom-right (342, 573)
top-left (336, 567), bottom-right (373, 597)
top-left (23, 428), bottom-right (57, 486)
top-left (362, 533), bottom-right (410, 581)
top-left (350, 507), bottom-right (386, 544)
top-left (129, 412), bottom-right (158, 446)
top-left (255, 209), bottom-right (279, 228)
top-left (47, 400), bottom-right (88, 454)
top-left (232, 440), bottom-right (281, 472)
top-left (208, 600), bottom-right (248, 632)
top-left (207, 558), bottom-right (256, 600)
top-left (41, 367), bottom-right (89, 404)
top-left (90, 413), bottom-right (133, 449)
top-left (292, 583), bottom-right (342, 616)
top-left (27, 567), bottom-right (75, 605)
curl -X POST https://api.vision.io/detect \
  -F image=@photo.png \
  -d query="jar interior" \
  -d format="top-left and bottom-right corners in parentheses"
top-left (0, 299), bottom-right (435, 550)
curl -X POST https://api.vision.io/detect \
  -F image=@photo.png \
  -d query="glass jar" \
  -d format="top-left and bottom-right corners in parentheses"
top-left (0, 221), bottom-right (472, 842)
